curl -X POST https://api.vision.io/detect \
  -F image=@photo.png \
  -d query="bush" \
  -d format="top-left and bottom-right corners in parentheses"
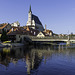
top-left (1, 29), bottom-right (8, 42)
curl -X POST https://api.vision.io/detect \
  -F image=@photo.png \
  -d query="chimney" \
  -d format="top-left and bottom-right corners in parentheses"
top-left (45, 24), bottom-right (46, 32)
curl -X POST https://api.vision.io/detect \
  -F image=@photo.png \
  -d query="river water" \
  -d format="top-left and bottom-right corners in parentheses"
top-left (0, 44), bottom-right (75, 75)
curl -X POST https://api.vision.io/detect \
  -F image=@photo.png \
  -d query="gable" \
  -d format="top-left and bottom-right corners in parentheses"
top-left (37, 32), bottom-right (45, 38)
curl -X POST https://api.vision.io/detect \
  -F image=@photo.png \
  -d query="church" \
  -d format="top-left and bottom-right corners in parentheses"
top-left (26, 5), bottom-right (44, 31)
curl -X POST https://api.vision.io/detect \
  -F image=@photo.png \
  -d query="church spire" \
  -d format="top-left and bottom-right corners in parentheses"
top-left (29, 5), bottom-right (32, 13)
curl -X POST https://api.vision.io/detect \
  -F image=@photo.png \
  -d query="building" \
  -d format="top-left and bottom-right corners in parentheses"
top-left (7, 27), bottom-right (25, 42)
top-left (7, 27), bottom-right (32, 42)
top-left (43, 25), bottom-right (53, 36)
top-left (7, 26), bottom-right (40, 42)
top-left (0, 23), bottom-right (12, 32)
top-left (26, 5), bottom-right (44, 31)
top-left (37, 31), bottom-right (45, 38)
top-left (24, 26), bottom-right (39, 36)
top-left (11, 21), bottom-right (20, 27)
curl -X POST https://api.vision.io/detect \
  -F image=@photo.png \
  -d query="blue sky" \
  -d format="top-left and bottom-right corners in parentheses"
top-left (0, 0), bottom-right (75, 34)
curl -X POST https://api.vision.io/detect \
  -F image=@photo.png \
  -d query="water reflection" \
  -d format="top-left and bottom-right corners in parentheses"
top-left (0, 45), bottom-right (75, 75)
top-left (0, 46), bottom-right (43, 75)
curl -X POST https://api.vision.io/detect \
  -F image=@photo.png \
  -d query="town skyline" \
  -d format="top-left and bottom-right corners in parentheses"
top-left (0, 0), bottom-right (75, 34)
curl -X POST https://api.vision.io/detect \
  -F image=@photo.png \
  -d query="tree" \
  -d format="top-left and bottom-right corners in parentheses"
top-left (1, 29), bottom-right (8, 42)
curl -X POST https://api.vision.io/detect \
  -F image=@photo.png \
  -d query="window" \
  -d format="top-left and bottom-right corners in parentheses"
top-left (31, 31), bottom-right (32, 33)
top-left (34, 32), bottom-right (36, 35)
top-left (39, 33), bottom-right (42, 35)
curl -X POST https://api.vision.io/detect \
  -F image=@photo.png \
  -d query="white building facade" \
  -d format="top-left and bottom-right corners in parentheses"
top-left (11, 21), bottom-right (20, 27)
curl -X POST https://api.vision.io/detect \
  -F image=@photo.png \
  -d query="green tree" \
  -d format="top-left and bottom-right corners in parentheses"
top-left (1, 29), bottom-right (8, 42)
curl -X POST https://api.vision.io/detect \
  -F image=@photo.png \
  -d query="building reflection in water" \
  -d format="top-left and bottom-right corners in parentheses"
top-left (0, 44), bottom-right (75, 75)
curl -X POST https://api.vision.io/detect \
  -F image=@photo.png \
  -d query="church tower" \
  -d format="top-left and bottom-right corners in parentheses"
top-left (26, 5), bottom-right (44, 31)
top-left (27, 5), bottom-right (32, 26)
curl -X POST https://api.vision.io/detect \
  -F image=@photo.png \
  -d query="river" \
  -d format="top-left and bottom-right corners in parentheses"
top-left (0, 44), bottom-right (75, 75)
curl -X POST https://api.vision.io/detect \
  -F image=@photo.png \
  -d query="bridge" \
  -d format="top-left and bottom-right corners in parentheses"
top-left (27, 36), bottom-right (75, 45)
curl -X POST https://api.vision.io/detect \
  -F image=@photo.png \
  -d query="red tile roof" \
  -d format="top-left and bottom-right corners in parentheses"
top-left (0, 23), bottom-right (8, 29)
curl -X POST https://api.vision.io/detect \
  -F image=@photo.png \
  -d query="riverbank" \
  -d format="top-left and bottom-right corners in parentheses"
top-left (0, 43), bottom-right (24, 48)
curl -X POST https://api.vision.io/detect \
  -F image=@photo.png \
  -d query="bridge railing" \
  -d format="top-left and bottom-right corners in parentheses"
top-left (29, 36), bottom-right (75, 39)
